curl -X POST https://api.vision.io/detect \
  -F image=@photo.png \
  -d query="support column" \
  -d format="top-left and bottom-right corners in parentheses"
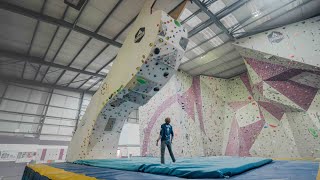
top-left (74, 92), bottom-right (84, 132)
top-left (0, 83), bottom-right (8, 106)
top-left (37, 88), bottom-right (54, 137)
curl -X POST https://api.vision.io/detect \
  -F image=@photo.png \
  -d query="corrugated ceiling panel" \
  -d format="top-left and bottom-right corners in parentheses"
top-left (80, 78), bottom-right (99, 90)
top-left (208, 0), bottom-right (226, 14)
top-left (56, 71), bottom-right (79, 86)
top-left (215, 64), bottom-right (247, 78)
top-left (64, 3), bottom-right (81, 24)
top-left (208, 58), bottom-right (244, 75)
top-left (180, 42), bottom-right (234, 70)
top-left (188, 51), bottom-right (241, 75)
top-left (30, 22), bottom-right (58, 58)
top-left (0, 10), bottom-right (36, 54)
top-left (86, 46), bottom-right (119, 72)
top-left (116, 24), bottom-right (133, 43)
top-left (35, 65), bottom-right (50, 81)
top-left (42, 67), bottom-right (64, 84)
top-left (1, 0), bottom-right (43, 12)
top-left (44, 0), bottom-right (68, 19)
top-left (45, 27), bottom-right (69, 62)
top-left (99, 0), bottom-right (145, 39)
top-left (23, 63), bottom-right (39, 80)
top-left (70, 39), bottom-right (108, 71)
top-left (54, 31), bottom-right (90, 66)
top-left (89, 81), bottom-right (102, 91)
top-left (76, 0), bottom-right (119, 32)
top-left (67, 74), bottom-right (90, 88)
top-left (0, 61), bottom-right (24, 78)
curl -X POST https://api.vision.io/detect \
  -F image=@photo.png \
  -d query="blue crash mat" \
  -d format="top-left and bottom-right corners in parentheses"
top-left (73, 156), bottom-right (272, 178)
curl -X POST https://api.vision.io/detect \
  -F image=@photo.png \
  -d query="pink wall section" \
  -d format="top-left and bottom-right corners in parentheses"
top-left (139, 68), bottom-right (320, 158)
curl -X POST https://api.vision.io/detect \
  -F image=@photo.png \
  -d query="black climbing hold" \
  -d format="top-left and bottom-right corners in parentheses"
top-left (163, 72), bottom-right (169, 77)
top-left (154, 48), bottom-right (160, 54)
top-left (154, 87), bottom-right (159, 91)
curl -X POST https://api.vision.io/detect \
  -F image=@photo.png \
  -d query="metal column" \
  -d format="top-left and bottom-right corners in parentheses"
top-left (0, 83), bottom-right (8, 106)
top-left (37, 88), bottom-right (54, 137)
top-left (74, 92), bottom-right (84, 132)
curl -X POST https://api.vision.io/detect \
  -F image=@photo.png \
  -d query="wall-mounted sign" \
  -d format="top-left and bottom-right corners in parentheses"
top-left (135, 27), bottom-right (145, 43)
top-left (0, 151), bottom-right (18, 162)
top-left (267, 31), bottom-right (284, 43)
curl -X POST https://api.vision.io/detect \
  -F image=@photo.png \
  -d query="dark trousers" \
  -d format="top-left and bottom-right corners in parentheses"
top-left (161, 140), bottom-right (176, 164)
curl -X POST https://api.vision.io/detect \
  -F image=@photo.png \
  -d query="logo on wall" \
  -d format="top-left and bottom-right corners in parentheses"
top-left (267, 31), bottom-right (284, 43)
top-left (134, 27), bottom-right (145, 43)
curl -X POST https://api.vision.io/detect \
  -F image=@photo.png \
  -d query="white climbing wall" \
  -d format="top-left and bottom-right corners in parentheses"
top-left (67, 0), bottom-right (188, 162)
top-left (140, 16), bottom-right (320, 159)
top-left (140, 72), bottom-right (320, 158)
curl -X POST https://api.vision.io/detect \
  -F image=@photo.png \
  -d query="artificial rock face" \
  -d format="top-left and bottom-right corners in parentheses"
top-left (66, 1), bottom-right (188, 162)
top-left (140, 16), bottom-right (320, 159)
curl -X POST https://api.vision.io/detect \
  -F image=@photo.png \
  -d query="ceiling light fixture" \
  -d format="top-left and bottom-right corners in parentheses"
top-left (252, 10), bottom-right (261, 18)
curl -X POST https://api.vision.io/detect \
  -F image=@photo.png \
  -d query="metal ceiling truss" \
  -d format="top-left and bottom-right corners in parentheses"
top-left (192, 0), bottom-right (234, 39)
top-left (0, 76), bottom-right (95, 94)
top-left (33, 6), bottom-right (70, 81)
top-left (0, 1), bottom-right (122, 48)
top-left (234, 0), bottom-right (314, 38)
top-left (21, 0), bottom-right (47, 79)
top-left (181, 0), bottom-right (218, 24)
top-left (188, 0), bottom-right (250, 38)
top-left (0, 0), bottom-right (268, 92)
top-left (39, 0), bottom-right (89, 83)
top-left (66, 2), bottom-right (187, 91)
top-left (52, 0), bottom-right (124, 86)
top-left (0, 50), bottom-right (105, 78)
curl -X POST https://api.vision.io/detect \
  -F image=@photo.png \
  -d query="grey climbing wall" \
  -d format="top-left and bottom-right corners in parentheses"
top-left (67, 1), bottom-right (188, 162)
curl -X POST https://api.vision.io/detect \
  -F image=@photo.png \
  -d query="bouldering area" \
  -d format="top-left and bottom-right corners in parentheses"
top-left (0, 0), bottom-right (319, 179)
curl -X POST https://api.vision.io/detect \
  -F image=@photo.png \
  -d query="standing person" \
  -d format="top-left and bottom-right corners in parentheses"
top-left (156, 117), bottom-right (176, 164)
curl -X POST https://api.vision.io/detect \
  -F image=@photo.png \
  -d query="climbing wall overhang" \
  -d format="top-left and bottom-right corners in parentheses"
top-left (66, 1), bottom-right (188, 162)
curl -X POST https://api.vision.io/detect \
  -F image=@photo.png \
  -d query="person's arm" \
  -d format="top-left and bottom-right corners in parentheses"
top-left (156, 127), bottom-right (162, 146)
top-left (170, 126), bottom-right (174, 143)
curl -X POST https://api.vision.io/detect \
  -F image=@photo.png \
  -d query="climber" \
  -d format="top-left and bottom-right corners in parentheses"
top-left (156, 117), bottom-right (176, 164)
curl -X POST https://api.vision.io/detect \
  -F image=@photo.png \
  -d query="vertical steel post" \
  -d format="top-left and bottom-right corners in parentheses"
top-left (37, 88), bottom-right (54, 137)
top-left (74, 92), bottom-right (84, 132)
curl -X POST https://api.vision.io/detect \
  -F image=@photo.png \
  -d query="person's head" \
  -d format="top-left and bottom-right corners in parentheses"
top-left (165, 117), bottom-right (171, 124)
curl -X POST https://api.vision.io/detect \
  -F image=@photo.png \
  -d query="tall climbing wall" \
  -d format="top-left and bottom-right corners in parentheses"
top-left (140, 71), bottom-right (227, 157)
top-left (140, 16), bottom-right (320, 158)
top-left (231, 16), bottom-right (320, 158)
top-left (140, 72), bottom-right (320, 158)
top-left (66, 0), bottom-right (188, 162)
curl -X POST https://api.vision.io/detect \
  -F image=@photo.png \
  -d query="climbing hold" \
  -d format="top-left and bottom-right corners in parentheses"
top-left (153, 87), bottom-right (159, 91)
top-left (154, 48), bottom-right (160, 54)
top-left (174, 20), bottom-right (181, 27)
top-left (308, 128), bottom-right (318, 137)
top-left (137, 77), bottom-right (147, 84)
top-left (163, 72), bottom-right (169, 77)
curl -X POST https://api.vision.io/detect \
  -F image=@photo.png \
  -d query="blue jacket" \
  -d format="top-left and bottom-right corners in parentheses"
top-left (160, 123), bottom-right (174, 142)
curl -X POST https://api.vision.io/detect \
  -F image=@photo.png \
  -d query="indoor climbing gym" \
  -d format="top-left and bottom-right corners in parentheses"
top-left (0, 0), bottom-right (319, 179)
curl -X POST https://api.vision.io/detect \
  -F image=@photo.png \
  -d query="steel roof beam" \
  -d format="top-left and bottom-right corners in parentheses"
top-left (188, 0), bottom-right (249, 38)
top-left (192, 0), bottom-right (233, 39)
top-left (0, 2), bottom-right (123, 48)
top-left (0, 50), bottom-right (105, 78)
top-left (0, 76), bottom-right (95, 94)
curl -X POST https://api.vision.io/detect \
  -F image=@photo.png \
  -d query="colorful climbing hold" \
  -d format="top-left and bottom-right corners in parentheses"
top-left (137, 77), bottom-right (147, 84)
top-left (308, 128), bottom-right (318, 137)
top-left (174, 20), bottom-right (181, 27)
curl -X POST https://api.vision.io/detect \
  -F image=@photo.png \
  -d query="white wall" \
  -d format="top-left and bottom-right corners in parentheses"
top-left (0, 82), bottom-right (92, 140)
top-left (118, 123), bottom-right (140, 145)
top-left (0, 82), bottom-right (141, 161)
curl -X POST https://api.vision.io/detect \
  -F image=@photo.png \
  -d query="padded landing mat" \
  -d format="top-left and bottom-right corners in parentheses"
top-left (73, 156), bottom-right (272, 178)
